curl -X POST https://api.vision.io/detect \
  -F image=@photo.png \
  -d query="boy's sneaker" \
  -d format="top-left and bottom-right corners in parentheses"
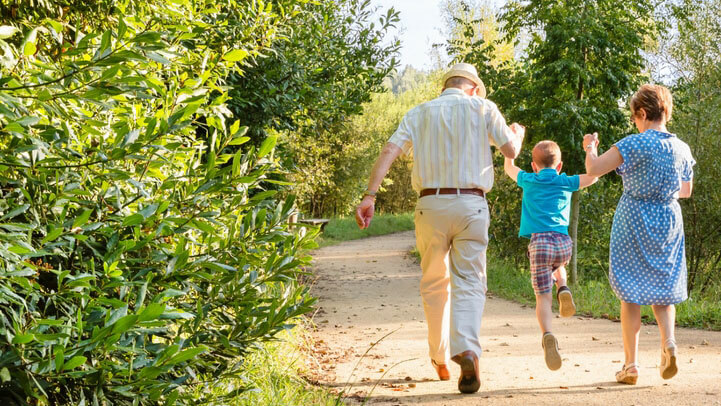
top-left (557, 286), bottom-right (576, 317)
top-left (542, 332), bottom-right (562, 371)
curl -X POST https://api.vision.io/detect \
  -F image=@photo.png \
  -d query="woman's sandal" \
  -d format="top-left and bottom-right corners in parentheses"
top-left (615, 363), bottom-right (639, 385)
top-left (660, 343), bottom-right (678, 380)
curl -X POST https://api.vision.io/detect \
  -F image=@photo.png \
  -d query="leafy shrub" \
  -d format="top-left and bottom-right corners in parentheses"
top-left (0, 2), bottom-right (316, 404)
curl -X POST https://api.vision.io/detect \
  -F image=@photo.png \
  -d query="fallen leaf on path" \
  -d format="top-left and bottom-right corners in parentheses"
top-left (560, 386), bottom-right (569, 389)
top-left (596, 386), bottom-right (604, 390)
top-left (408, 383), bottom-right (416, 388)
top-left (404, 376), bottom-right (412, 381)
top-left (592, 336), bottom-right (599, 341)
top-left (500, 342), bottom-right (510, 346)
top-left (702, 339), bottom-right (710, 346)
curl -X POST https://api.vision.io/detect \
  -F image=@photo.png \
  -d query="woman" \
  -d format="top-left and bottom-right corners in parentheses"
top-left (583, 84), bottom-right (695, 385)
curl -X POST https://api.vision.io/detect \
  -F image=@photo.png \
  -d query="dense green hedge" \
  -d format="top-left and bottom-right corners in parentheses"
top-left (0, 1), bottom-right (325, 404)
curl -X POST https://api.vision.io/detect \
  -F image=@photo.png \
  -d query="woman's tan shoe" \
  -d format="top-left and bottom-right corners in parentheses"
top-left (431, 359), bottom-right (450, 381)
top-left (615, 363), bottom-right (639, 385)
top-left (660, 345), bottom-right (678, 379)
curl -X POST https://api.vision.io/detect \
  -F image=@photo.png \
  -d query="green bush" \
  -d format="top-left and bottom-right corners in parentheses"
top-left (0, 2), bottom-right (317, 404)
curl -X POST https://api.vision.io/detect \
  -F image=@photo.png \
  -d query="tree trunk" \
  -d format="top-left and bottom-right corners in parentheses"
top-left (568, 191), bottom-right (580, 285)
top-left (569, 43), bottom-right (587, 286)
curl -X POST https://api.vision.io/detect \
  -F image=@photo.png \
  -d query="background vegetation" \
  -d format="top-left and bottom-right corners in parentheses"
top-left (1, 0), bottom-right (719, 404)
top-left (0, 0), bottom-right (397, 404)
top-left (337, 0), bottom-right (720, 328)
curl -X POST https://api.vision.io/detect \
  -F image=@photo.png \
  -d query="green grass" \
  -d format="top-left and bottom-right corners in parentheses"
top-left (194, 322), bottom-right (340, 406)
top-left (409, 248), bottom-right (721, 330)
top-left (487, 257), bottom-right (721, 331)
top-left (314, 212), bottom-right (414, 247)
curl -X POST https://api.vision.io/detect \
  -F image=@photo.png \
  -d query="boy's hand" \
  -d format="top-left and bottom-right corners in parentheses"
top-left (583, 132), bottom-right (599, 150)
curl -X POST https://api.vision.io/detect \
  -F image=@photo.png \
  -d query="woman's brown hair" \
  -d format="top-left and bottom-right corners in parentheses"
top-left (630, 84), bottom-right (673, 122)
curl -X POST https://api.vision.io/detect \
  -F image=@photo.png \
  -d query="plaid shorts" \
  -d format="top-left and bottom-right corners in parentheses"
top-left (528, 231), bottom-right (573, 294)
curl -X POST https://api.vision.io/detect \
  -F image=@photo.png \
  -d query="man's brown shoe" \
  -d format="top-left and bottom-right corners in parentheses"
top-left (451, 350), bottom-right (480, 394)
top-left (431, 359), bottom-right (450, 381)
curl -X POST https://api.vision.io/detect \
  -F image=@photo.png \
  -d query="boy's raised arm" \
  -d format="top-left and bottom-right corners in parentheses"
top-left (504, 157), bottom-right (521, 183)
top-left (578, 174), bottom-right (599, 189)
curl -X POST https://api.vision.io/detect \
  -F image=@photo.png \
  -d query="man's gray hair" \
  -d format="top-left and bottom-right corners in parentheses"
top-left (444, 76), bottom-right (476, 89)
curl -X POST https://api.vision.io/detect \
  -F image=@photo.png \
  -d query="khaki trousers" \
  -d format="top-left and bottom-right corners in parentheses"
top-left (414, 194), bottom-right (489, 364)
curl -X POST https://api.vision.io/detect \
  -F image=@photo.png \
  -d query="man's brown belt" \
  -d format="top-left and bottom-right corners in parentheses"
top-left (419, 188), bottom-right (485, 198)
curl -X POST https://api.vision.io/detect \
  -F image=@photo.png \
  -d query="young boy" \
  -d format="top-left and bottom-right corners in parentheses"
top-left (504, 140), bottom-right (597, 371)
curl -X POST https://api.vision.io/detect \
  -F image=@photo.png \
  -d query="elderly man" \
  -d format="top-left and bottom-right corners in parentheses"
top-left (355, 63), bottom-right (524, 394)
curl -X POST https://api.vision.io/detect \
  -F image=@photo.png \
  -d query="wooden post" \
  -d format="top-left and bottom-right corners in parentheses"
top-left (569, 191), bottom-right (580, 285)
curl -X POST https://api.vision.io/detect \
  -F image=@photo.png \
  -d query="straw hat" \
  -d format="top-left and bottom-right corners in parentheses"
top-left (442, 63), bottom-right (486, 98)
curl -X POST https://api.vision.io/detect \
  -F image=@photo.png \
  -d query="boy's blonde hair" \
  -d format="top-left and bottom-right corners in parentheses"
top-left (532, 140), bottom-right (562, 168)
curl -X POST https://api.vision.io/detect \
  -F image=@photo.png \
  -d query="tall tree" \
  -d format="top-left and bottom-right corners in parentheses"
top-left (658, 0), bottom-right (721, 292)
top-left (497, 0), bottom-right (659, 283)
top-left (225, 0), bottom-right (400, 216)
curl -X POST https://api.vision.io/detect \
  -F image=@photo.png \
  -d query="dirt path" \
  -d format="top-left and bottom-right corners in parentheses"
top-left (308, 231), bottom-right (721, 406)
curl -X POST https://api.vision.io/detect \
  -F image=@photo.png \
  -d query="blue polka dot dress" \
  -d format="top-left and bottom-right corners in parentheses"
top-left (609, 129), bottom-right (696, 305)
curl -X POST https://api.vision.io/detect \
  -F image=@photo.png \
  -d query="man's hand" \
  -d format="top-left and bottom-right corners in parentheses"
top-left (355, 196), bottom-right (375, 229)
top-left (510, 122), bottom-right (526, 141)
top-left (500, 122), bottom-right (526, 159)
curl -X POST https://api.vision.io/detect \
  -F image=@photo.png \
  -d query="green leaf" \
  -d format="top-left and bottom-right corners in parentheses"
top-left (122, 213), bottom-right (144, 227)
top-left (54, 346), bottom-right (65, 372)
top-left (223, 49), bottom-right (249, 62)
top-left (98, 29), bottom-right (112, 55)
top-left (0, 26), bottom-right (19, 39)
top-left (110, 315), bottom-right (139, 334)
top-left (148, 52), bottom-right (171, 65)
top-left (8, 246), bottom-right (32, 254)
top-left (166, 346), bottom-right (208, 365)
top-left (62, 355), bottom-right (87, 371)
top-left (258, 134), bottom-right (277, 158)
top-left (72, 209), bottom-right (93, 228)
top-left (117, 18), bottom-right (127, 39)
top-left (41, 228), bottom-right (63, 244)
top-left (138, 303), bottom-right (166, 322)
top-left (232, 150), bottom-right (242, 177)
top-left (38, 89), bottom-right (52, 101)
top-left (228, 136), bottom-right (250, 146)
top-left (0, 204), bottom-right (30, 221)
top-left (12, 333), bottom-right (34, 344)
top-left (22, 28), bottom-right (37, 56)
top-left (0, 367), bottom-right (10, 383)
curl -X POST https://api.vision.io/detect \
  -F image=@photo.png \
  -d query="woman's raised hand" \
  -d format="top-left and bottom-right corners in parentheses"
top-left (583, 132), bottom-right (599, 150)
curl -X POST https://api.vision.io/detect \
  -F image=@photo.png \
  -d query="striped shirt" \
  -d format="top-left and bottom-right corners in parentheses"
top-left (388, 88), bottom-right (513, 193)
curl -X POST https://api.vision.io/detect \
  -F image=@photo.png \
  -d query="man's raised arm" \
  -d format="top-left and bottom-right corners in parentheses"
top-left (499, 123), bottom-right (525, 159)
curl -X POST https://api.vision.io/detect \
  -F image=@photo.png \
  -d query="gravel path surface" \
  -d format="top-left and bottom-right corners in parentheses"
top-left (309, 231), bottom-right (721, 405)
